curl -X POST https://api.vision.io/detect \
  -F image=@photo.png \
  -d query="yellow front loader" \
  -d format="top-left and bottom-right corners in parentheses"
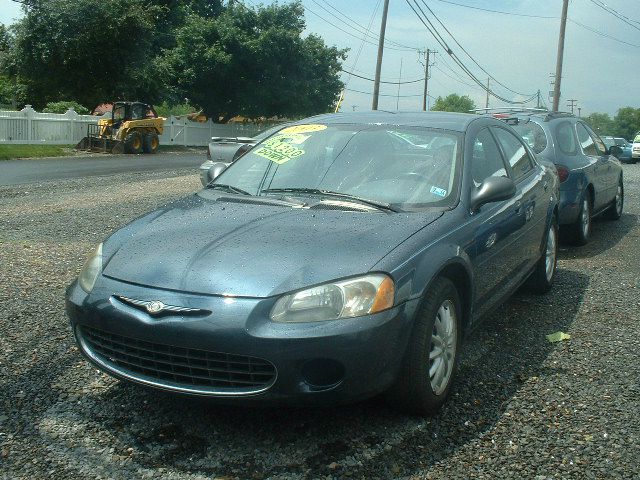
top-left (76, 101), bottom-right (164, 154)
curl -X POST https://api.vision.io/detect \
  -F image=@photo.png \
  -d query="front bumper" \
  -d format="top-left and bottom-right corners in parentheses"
top-left (66, 277), bottom-right (419, 405)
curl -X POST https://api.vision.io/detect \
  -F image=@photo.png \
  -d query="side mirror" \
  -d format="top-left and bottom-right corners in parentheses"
top-left (470, 176), bottom-right (516, 213)
top-left (608, 145), bottom-right (623, 158)
top-left (207, 162), bottom-right (228, 183)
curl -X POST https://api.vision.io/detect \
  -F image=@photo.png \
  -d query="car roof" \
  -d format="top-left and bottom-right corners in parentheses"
top-left (297, 111), bottom-right (480, 132)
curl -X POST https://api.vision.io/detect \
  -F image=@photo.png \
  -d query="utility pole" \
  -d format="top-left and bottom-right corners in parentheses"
top-left (372, 0), bottom-right (390, 110)
top-left (577, 107), bottom-right (581, 117)
top-left (422, 49), bottom-right (431, 111)
top-left (553, 0), bottom-right (569, 111)
top-left (485, 78), bottom-right (490, 110)
top-left (537, 90), bottom-right (541, 109)
top-left (567, 99), bottom-right (578, 114)
top-left (397, 58), bottom-right (403, 111)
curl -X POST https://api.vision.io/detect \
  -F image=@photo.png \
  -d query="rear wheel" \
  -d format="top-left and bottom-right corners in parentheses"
top-left (143, 132), bottom-right (160, 154)
top-left (526, 216), bottom-right (558, 294)
top-left (604, 177), bottom-right (623, 220)
top-left (385, 277), bottom-right (461, 416)
top-left (568, 190), bottom-right (592, 245)
top-left (124, 130), bottom-right (143, 154)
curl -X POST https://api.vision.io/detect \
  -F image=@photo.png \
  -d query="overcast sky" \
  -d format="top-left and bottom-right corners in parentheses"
top-left (1, 0), bottom-right (638, 116)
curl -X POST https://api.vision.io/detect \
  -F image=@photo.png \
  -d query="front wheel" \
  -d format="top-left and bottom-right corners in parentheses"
top-left (603, 178), bottom-right (623, 220)
top-left (385, 277), bottom-right (461, 416)
top-left (526, 216), bottom-right (558, 294)
top-left (124, 130), bottom-right (143, 154)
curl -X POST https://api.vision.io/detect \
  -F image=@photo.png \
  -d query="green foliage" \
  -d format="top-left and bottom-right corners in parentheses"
top-left (158, 1), bottom-right (346, 121)
top-left (431, 94), bottom-right (476, 113)
top-left (586, 108), bottom-right (640, 140)
top-left (0, 144), bottom-right (74, 160)
top-left (585, 112), bottom-right (614, 136)
top-left (154, 101), bottom-right (198, 117)
top-left (2, 0), bottom-right (346, 121)
top-left (613, 107), bottom-right (640, 140)
top-left (43, 100), bottom-right (89, 114)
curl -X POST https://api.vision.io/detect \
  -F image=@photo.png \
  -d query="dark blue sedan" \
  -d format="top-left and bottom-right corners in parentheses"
top-left (66, 112), bottom-right (559, 415)
top-left (505, 111), bottom-right (624, 245)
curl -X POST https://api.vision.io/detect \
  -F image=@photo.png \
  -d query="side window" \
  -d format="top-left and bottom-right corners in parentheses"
top-left (556, 121), bottom-right (577, 155)
top-left (470, 128), bottom-right (508, 187)
top-left (576, 123), bottom-right (597, 156)
top-left (492, 127), bottom-right (534, 180)
top-left (583, 123), bottom-right (607, 155)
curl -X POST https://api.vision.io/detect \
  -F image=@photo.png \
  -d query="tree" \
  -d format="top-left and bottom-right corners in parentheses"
top-left (431, 94), bottom-right (476, 113)
top-left (159, 2), bottom-right (346, 122)
top-left (585, 112), bottom-right (614, 136)
top-left (7, 0), bottom-right (171, 109)
top-left (613, 107), bottom-right (640, 140)
top-left (43, 101), bottom-right (89, 114)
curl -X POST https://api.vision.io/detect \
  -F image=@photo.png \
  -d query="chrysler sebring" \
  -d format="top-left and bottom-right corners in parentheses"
top-left (66, 112), bottom-right (560, 415)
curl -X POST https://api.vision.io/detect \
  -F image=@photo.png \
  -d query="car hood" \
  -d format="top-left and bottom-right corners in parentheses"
top-left (102, 194), bottom-right (442, 297)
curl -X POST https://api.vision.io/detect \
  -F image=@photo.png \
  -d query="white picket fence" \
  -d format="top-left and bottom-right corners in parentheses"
top-left (0, 106), bottom-right (264, 146)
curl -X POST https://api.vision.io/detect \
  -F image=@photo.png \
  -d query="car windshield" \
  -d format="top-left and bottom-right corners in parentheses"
top-left (602, 137), bottom-right (615, 148)
top-left (614, 138), bottom-right (626, 146)
top-left (512, 121), bottom-right (547, 154)
top-left (212, 123), bottom-right (462, 210)
top-left (634, 135), bottom-right (640, 143)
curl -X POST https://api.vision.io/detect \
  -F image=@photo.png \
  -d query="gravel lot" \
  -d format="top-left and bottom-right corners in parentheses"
top-left (1, 166), bottom-right (639, 479)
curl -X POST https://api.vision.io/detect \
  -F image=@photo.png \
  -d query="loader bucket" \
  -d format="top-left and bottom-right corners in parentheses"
top-left (75, 136), bottom-right (123, 153)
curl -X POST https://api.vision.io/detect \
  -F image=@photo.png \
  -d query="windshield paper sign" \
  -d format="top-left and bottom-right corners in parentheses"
top-left (254, 133), bottom-right (310, 164)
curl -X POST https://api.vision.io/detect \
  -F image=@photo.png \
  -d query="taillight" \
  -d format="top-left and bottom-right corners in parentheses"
top-left (556, 165), bottom-right (569, 183)
top-left (233, 143), bottom-right (252, 161)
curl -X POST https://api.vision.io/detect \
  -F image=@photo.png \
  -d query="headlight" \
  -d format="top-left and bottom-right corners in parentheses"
top-left (78, 243), bottom-right (103, 293)
top-left (270, 274), bottom-right (395, 323)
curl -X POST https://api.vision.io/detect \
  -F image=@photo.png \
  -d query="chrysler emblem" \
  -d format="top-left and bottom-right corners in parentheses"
top-left (146, 301), bottom-right (166, 314)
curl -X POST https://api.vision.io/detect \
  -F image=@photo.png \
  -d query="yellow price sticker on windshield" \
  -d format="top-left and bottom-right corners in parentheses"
top-left (254, 134), bottom-right (306, 164)
top-left (280, 124), bottom-right (327, 134)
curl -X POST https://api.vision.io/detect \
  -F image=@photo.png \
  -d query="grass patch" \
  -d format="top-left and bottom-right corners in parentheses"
top-left (0, 144), bottom-right (75, 160)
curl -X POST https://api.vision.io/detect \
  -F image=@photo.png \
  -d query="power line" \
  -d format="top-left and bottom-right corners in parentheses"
top-left (418, 0), bottom-right (534, 97)
top-left (405, 0), bottom-right (537, 105)
top-left (341, 69), bottom-right (425, 85)
top-left (433, 0), bottom-right (556, 19)
top-left (311, 0), bottom-right (421, 51)
top-left (588, 0), bottom-right (640, 32)
top-left (343, 0), bottom-right (382, 87)
top-left (345, 87), bottom-right (430, 99)
top-left (568, 18), bottom-right (640, 48)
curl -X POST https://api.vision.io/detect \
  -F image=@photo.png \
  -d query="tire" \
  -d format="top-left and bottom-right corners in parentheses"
top-left (526, 216), bottom-right (558, 294)
top-left (385, 277), bottom-right (462, 416)
top-left (143, 132), bottom-right (160, 154)
top-left (124, 130), bottom-right (143, 154)
top-left (568, 190), bottom-right (592, 246)
top-left (604, 177), bottom-right (623, 220)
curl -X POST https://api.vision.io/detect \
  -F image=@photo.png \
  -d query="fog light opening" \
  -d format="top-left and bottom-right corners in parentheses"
top-left (301, 359), bottom-right (345, 391)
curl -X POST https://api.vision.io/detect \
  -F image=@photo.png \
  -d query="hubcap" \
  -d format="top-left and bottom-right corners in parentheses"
top-left (429, 299), bottom-right (457, 395)
top-left (615, 184), bottom-right (623, 215)
top-left (581, 199), bottom-right (590, 238)
top-left (545, 224), bottom-right (557, 282)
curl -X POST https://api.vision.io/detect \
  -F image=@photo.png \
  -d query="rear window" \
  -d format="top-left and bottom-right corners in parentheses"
top-left (556, 121), bottom-right (577, 155)
top-left (512, 121), bottom-right (547, 154)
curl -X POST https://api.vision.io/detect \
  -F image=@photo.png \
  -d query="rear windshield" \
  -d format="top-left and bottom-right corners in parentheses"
top-left (512, 121), bottom-right (547, 154)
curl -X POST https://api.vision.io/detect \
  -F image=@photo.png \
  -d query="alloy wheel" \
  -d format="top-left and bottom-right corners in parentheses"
top-left (429, 299), bottom-right (457, 395)
top-left (545, 223), bottom-right (557, 282)
top-left (581, 198), bottom-right (590, 239)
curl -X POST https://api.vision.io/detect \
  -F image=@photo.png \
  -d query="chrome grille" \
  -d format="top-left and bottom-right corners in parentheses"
top-left (78, 325), bottom-right (276, 394)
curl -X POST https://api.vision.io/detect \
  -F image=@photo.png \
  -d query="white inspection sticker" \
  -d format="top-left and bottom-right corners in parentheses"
top-left (430, 186), bottom-right (448, 197)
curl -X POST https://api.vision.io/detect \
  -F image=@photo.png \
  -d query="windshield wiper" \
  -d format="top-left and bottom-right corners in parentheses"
top-left (260, 188), bottom-right (399, 212)
top-left (206, 183), bottom-right (252, 196)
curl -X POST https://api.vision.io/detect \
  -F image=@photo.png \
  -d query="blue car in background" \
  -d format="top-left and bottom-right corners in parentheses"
top-left (603, 136), bottom-right (634, 164)
top-left (66, 112), bottom-right (560, 416)
top-left (502, 111), bottom-right (624, 245)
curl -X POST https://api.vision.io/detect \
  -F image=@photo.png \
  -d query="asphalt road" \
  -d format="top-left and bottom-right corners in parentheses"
top-left (0, 152), bottom-right (206, 186)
